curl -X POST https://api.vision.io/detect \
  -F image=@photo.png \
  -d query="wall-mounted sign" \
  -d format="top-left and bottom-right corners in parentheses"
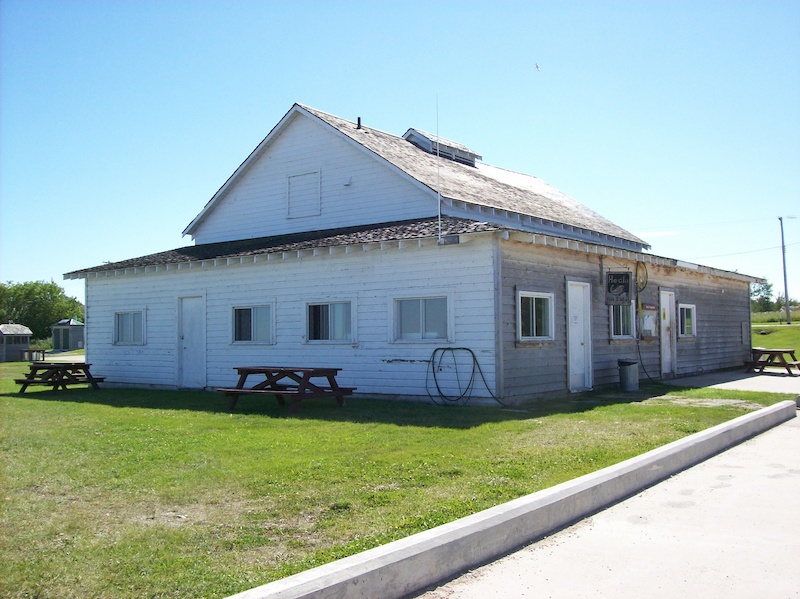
top-left (606, 272), bottom-right (631, 305)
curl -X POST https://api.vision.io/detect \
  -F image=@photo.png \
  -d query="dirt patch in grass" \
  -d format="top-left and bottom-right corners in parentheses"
top-left (646, 396), bottom-right (767, 411)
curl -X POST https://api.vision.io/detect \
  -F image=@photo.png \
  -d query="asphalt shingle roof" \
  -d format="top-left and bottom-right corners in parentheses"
top-left (67, 217), bottom-right (501, 276)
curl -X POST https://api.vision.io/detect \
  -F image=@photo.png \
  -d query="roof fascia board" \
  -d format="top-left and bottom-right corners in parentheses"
top-left (503, 230), bottom-right (760, 284)
top-left (182, 104), bottom-right (306, 238)
top-left (442, 197), bottom-right (650, 252)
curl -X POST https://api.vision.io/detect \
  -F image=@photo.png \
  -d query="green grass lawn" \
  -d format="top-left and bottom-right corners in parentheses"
top-left (751, 310), bottom-right (799, 324)
top-left (0, 361), bottom-right (793, 599)
top-left (751, 322), bottom-right (800, 349)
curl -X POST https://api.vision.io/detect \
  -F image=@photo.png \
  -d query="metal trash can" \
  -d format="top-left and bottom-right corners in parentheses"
top-left (618, 360), bottom-right (639, 392)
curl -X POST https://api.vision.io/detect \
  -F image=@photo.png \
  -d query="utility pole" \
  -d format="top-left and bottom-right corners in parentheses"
top-left (779, 216), bottom-right (792, 324)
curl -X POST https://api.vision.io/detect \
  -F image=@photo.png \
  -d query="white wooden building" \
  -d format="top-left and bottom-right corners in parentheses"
top-left (65, 104), bottom-right (758, 404)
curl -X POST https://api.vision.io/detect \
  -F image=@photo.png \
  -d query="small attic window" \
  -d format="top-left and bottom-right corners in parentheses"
top-left (402, 128), bottom-right (482, 167)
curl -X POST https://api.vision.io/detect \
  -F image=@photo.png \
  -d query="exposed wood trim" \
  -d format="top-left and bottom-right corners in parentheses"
top-left (65, 226), bottom-right (759, 285)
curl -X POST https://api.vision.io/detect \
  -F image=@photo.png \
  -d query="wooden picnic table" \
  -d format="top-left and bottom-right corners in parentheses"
top-left (15, 361), bottom-right (105, 393)
top-left (217, 366), bottom-right (355, 412)
top-left (745, 348), bottom-right (799, 376)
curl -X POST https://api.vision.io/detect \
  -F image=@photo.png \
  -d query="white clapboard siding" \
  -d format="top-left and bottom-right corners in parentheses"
top-left (85, 235), bottom-right (499, 400)
top-left (192, 114), bottom-right (436, 244)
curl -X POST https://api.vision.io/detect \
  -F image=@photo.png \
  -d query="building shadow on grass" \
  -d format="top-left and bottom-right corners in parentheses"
top-left (2, 382), bottom-right (685, 430)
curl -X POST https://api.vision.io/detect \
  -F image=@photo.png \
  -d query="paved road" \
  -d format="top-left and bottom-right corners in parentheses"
top-left (415, 376), bottom-right (800, 599)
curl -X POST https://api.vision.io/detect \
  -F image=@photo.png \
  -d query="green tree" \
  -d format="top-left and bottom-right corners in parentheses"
top-left (750, 279), bottom-right (774, 312)
top-left (0, 281), bottom-right (84, 339)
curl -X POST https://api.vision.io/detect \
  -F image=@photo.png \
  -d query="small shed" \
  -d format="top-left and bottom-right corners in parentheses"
top-left (0, 323), bottom-right (33, 362)
top-left (52, 318), bottom-right (84, 351)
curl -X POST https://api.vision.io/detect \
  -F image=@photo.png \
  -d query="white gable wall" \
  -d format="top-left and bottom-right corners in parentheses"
top-left (192, 114), bottom-right (437, 244)
top-left (84, 234), bottom-right (499, 400)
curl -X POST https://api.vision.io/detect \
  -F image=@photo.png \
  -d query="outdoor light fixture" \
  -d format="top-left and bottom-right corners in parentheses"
top-left (779, 216), bottom-right (795, 325)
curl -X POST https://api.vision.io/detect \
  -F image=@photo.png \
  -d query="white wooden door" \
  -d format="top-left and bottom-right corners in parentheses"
top-left (567, 281), bottom-right (593, 392)
top-left (178, 296), bottom-right (205, 389)
top-left (660, 290), bottom-right (676, 378)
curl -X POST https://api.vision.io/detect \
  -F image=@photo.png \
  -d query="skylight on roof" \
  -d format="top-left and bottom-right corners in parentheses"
top-left (402, 128), bottom-right (482, 167)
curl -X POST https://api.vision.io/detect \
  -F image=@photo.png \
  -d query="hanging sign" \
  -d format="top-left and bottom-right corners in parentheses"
top-left (606, 272), bottom-right (632, 305)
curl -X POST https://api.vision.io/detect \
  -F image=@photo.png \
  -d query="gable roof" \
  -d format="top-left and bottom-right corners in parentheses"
top-left (0, 323), bottom-right (32, 336)
top-left (53, 318), bottom-right (83, 327)
top-left (182, 103), bottom-right (648, 250)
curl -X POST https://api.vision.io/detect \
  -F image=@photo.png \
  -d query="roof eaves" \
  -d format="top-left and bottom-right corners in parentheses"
top-left (66, 217), bottom-right (502, 279)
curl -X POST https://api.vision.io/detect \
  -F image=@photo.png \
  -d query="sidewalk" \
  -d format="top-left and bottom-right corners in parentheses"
top-left (414, 410), bottom-right (800, 599)
top-left (666, 369), bottom-right (800, 395)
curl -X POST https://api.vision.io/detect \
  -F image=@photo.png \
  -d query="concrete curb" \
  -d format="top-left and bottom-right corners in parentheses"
top-left (227, 400), bottom-right (797, 599)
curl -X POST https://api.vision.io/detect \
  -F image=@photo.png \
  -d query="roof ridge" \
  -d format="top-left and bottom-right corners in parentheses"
top-left (298, 104), bottom-right (400, 140)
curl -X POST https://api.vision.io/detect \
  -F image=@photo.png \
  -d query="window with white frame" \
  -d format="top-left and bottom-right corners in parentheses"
top-left (114, 310), bottom-right (144, 345)
top-left (307, 301), bottom-right (352, 341)
top-left (394, 296), bottom-right (448, 341)
top-left (679, 304), bottom-right (696, 337)
top-left (517, 291), bottom-right (554, 341)
top-left (610, 302), bottom-right (635, 339)
top-left (233, 305), bottom-right (273, 343)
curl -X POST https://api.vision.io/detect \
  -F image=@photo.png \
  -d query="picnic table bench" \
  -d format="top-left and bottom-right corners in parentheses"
top-left (744, 348), bottom-right (799, 376)
top-left (218, 366), bottom-right (354, 412)
top-left (19, 348), bottom-right (47, 361)
top-left (15, 361), bottom-right (105, 393)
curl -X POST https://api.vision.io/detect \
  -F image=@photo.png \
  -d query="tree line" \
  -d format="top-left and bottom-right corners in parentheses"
top-left (0, 281), bottom-right (84, 339)
top-left (750, 279), bottom-right (797, 313)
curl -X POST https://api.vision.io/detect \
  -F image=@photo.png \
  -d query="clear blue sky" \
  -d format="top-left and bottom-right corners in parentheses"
top-left (2, 0), bottom-right (798, 306)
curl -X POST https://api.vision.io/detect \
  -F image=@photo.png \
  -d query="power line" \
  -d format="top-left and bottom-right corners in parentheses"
top-left (689, 240), bottom-right (800, 260)
top-left (642, 216), bottom-right (784, 232)
top-left (638, 215), bottom-right (796, 236)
